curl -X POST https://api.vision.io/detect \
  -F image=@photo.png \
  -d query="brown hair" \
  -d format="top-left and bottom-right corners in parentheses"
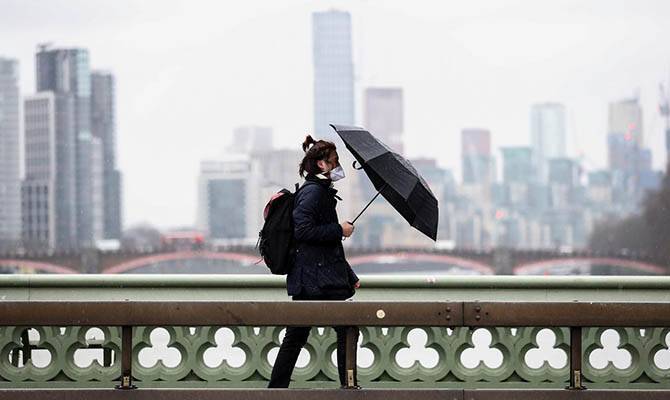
top-left (298, 135), bottom-right (337, 177)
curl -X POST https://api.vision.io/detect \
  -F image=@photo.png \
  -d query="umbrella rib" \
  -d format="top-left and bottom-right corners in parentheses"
top-left (363, 153), bottom-right (420, 194)
top-left (363, 150), bottom-right (393, 165)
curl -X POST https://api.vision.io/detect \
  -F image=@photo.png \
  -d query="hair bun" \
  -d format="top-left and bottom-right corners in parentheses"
top-left (302, 135), bottom-right (316, 152)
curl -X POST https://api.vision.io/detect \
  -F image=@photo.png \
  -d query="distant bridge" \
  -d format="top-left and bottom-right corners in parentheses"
top-left (0, 246), bottom-right (666, 275)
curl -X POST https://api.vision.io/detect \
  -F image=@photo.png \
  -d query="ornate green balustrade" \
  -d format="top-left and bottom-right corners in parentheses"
top-left (1, 275), bottom-right (670, 390)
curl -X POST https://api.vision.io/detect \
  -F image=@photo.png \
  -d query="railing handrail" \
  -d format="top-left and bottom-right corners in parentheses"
top-left (1, 300), bottom-right (669, 327)
top-left (3, 273), bottom-right (670, 289)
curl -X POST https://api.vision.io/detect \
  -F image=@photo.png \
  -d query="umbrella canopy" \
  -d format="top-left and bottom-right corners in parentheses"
top-left (330, 124), bottom-right (439, 241)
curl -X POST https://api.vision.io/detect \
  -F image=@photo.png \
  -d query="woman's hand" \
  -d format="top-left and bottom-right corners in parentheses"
top-left (341, 221), bottom-right (354, 237)
top-left (354, 280), bottom-right (360, 289)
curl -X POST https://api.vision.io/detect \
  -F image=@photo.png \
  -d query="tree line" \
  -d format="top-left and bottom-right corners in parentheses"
top-left (589, 164), bottom-right (670, 268)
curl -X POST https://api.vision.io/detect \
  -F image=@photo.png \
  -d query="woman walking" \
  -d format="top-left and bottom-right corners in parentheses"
top-left (268, 135), bottom-right (360, 388)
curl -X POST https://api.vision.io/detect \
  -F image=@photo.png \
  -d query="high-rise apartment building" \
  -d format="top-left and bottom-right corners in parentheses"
top-left (91, 71), bottom-right (122, 239)
top-left (606, 98), bottom-right (655, 202)
top-left (530, 103), bottom-right (566, 183)
top-left (461, 128), bottom-right (493, 185)
top-left (196, 158), bottom-right (261, 241)
top-left (35, 45), bottom-right (105, 247)
top-left (22, 93), bottom-right (78, 250)
top-left (35, 44), bottom-right (101, 247)
top-left (312, 10), bottom-right (358, 221)
top-left (607, 98), bottom-right (647, 173)
top-left (608, 98), bottom-right (643, 146)
top-left (0, 58), bottom-right (21, 249)
top-left (312, 10), bottom-right (354, 141)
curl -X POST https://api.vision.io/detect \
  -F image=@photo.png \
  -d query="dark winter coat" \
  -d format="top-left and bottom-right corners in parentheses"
top-left (286, 174), bottom-right (359, 299)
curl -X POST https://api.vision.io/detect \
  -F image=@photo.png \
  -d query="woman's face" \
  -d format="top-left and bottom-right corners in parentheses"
top-left (317, 150), bottom-right (340, 175)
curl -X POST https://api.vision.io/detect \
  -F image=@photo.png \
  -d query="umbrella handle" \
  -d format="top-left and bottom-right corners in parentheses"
top-left (352, 161), bottom-right (364, 170)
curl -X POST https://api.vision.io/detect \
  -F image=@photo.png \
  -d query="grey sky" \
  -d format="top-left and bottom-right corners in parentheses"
top-left (2, 0), bottom-right (669, 229)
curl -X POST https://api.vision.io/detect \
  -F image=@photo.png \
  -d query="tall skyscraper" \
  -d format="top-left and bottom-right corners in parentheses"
top-left (35, 44), bottom-right (102, 247)
top-left (606, 98), bottom-right (653, 200)
top-left (22, 93), bottom-right (78, 250)
top-left (312, 10), bottom-right (354, 141)
top-left (608, 98), bottom-right (643, 145)
top-left (364, 87), bottom-right (404, 154)
top-left (461, 128), bottom-right (493, 185)
top-left (530, 103), bottom-right (566, 183)
top-left (312, 10), bottom-right (357, 222)
top-left (91, 71), bottom-right (122, 240)
top-left (607, 98), bottom-right (646, 172)
top-left (0, 58), bottom-right (21, 250)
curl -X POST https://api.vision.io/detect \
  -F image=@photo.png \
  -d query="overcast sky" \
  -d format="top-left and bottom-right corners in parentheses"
top-left (2, 0), bottom-right (670, 229)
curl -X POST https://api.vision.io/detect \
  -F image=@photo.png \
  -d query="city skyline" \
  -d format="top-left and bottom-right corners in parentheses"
top-left (17, 44), bottom-right (121, 251)
top-left (1, 0), bottom-right (670, 229)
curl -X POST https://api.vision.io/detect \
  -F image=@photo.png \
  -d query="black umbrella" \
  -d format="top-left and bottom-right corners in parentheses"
top-left (330, 124), bottom-right (439, 241)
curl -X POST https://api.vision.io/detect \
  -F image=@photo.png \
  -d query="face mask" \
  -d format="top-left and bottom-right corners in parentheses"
top-left (329, 165), bottom-right (346, 182)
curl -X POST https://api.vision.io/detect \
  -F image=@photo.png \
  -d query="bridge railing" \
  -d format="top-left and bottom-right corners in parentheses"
top-left (2, 275), bottom-right (670, 399)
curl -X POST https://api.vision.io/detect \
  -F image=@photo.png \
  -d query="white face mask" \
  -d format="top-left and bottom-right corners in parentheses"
top-left (329, 165), bottom-right (346, 182)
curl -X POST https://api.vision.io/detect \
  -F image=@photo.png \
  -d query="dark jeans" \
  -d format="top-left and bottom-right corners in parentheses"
top-left (267, 295), bottom-right (359, 388)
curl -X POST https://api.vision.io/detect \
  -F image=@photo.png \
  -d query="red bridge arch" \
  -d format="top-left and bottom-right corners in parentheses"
top-left (514, 257), bottom-right (666, 275)
top-left (348, 252), bottom-right (495, 274)
top-left (103, 251), bottom-right (262, 274)
top-left (103, 250), bottom-right (496, 275)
